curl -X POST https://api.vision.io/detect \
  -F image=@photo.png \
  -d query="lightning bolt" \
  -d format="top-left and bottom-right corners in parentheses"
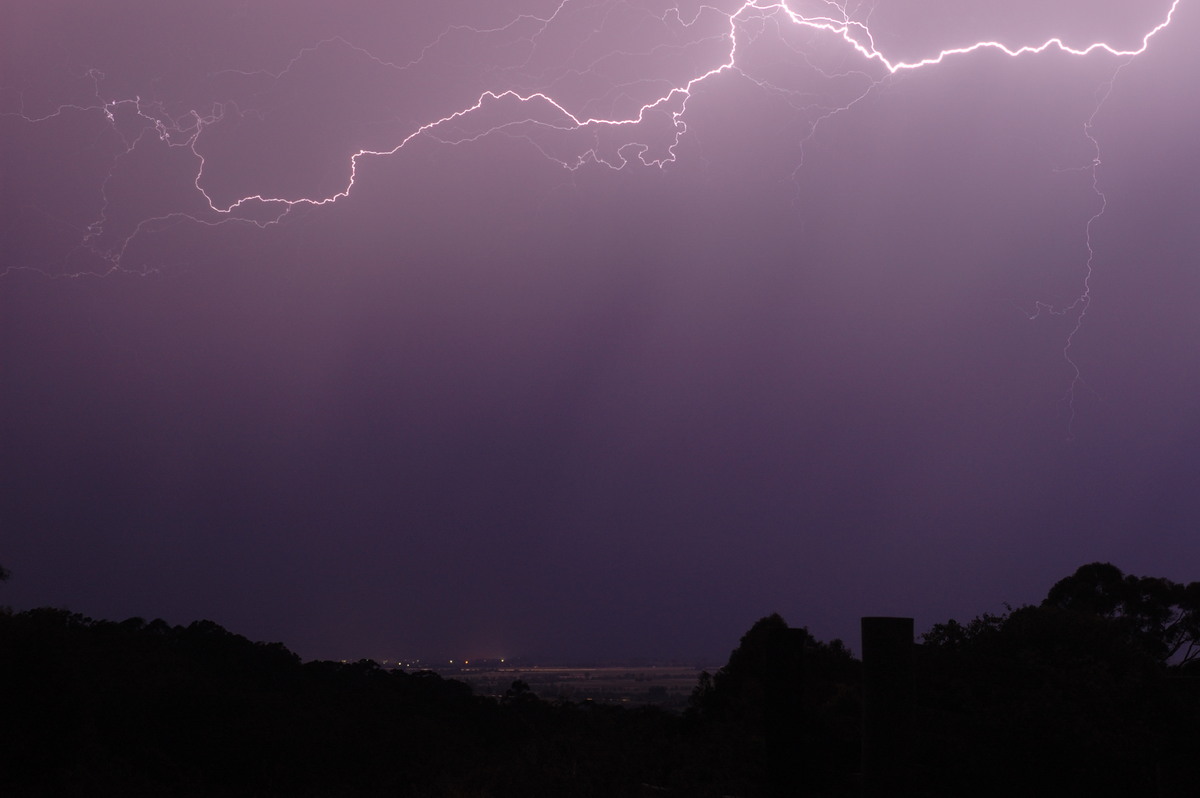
top-left (0, 0), bottom-right (1184, 429)
top-left (1027, 64), bottom-right (1131, 437)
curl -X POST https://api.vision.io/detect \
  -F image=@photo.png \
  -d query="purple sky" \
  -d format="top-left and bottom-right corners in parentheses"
top-left (3, 1), bottom-right (1198, 663)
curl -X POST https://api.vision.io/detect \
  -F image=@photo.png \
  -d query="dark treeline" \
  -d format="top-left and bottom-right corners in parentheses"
top-left (1, 562), bottom-right (1199, 797)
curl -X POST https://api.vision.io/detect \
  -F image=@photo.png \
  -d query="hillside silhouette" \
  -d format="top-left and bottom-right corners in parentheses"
top-left (2, 562), bottom-right (1198, 796)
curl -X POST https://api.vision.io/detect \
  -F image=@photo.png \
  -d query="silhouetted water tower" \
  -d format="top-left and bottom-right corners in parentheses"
top-left (861, 617), bottom-right (914, 797)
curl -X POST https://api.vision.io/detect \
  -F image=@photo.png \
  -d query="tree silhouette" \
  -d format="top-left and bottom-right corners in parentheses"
top-left (915, 563), bottom-right (1200, 794)
top-left (691, 614), bottom-right (860, 796)
top-left (1043, 561), bottom-right (1200, 664)
top-left (5, 564), bottom-right (1198, 796)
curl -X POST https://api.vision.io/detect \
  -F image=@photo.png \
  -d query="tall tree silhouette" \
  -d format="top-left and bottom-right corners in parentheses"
top-left (1043, 562), bottom-right (1200, 664)
top-left (693, 614), bottom-right (859, 796)
top-left (917, 562), bottom-right (1200, 795)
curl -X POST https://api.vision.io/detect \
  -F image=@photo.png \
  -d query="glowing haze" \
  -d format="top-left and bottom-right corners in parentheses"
top-left (3, 1), bottom-right (1198, 662)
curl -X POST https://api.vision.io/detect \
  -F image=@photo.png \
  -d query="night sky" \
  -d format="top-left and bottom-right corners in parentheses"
top-left (3, 1), bottom-right (1198, 664)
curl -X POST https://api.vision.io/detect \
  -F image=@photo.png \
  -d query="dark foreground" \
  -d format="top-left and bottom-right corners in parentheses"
top-left (2, 562), bottom-right (1199, 797)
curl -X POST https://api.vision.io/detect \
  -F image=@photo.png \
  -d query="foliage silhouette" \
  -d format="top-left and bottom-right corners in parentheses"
top-left (1043, 561), bottom-right (1200, 664)
top-left (917, 563), bottom-right (1200, 795)
top-left (3, 563), bottom-right (1199, 796)
top-left (688, 613), bottom-right (860, 796)
top-left (0, 609), bottom-right (725, 796)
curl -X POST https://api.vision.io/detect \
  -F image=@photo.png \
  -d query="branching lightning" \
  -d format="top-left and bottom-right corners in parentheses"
top-left (0, 0), bottom-right (1185, 428)
top-left (1029, 64), bottom-right (1132, 435)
